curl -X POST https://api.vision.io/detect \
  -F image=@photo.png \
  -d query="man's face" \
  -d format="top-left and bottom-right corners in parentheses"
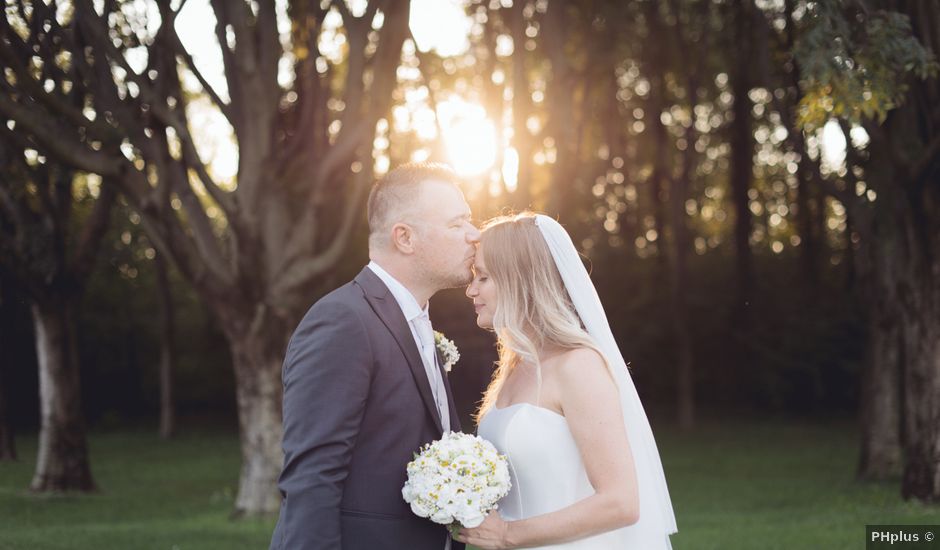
top-left (411, 180), bottom-right (480, 290)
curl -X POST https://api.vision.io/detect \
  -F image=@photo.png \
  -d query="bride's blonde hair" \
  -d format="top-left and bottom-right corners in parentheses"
top-left (475, 212), bottom-right (607, 423)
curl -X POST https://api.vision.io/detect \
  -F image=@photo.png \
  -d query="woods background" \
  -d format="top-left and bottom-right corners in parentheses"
top-left (1, 0), bottom-right (939, 533)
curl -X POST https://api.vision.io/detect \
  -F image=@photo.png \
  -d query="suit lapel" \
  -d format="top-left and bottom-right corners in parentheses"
top-left (355, 267), bottom-right (444, 435)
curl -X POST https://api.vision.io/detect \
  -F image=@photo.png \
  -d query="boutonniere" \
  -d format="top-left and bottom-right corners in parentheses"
top-left (433, 331), bottom-right (460, 373)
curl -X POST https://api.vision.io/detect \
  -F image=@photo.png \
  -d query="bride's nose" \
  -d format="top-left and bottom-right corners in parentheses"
top-left (465, 283), bottom-right (477, 298)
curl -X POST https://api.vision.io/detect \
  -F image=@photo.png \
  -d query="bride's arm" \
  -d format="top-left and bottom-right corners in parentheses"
top-left (458, 348), bottom-right (639, 549)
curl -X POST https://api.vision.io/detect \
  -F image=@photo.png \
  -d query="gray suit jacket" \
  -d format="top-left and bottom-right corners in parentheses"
top-left (270, 267), bottom-right (464, 550)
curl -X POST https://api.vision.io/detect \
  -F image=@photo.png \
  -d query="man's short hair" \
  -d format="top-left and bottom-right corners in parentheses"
top-left (367, 162), bottom-right (460, 248)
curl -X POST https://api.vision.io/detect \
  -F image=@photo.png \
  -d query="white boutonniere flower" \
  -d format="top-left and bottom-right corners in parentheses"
top-left (434, 331), bottom-right (460, 373)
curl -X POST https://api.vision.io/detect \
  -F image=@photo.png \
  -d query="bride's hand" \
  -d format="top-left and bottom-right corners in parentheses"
top-left (455, 510), bottom-right (510, 549)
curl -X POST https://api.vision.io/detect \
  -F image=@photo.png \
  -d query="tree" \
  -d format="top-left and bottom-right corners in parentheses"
top-left (0, 273), bottom-right (16, 461)
top-left (1, 0), bottom-right (411, 514)
top-left (154, 249), bottom-right (176, 439)
top-left (728, 0), bottom-right (757, 335)
top-left (0, 132), bottom-right (114, 490)
top-left (789, 0), bottom-right (940, 496)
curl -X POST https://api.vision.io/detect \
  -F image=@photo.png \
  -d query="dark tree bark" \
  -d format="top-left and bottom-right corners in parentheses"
top-left (543, 0), bottom-right (580, 216)
top-left (836, 121), bottom-right (905, 481)
top-left (0, 276), bottom-right (15, 461)
top-left (0, 385), bottom-right (14, 461)
top-left (155, 251), bottom-right (176, 440)
top-left (729, 0), bottom-right (756, 327)
top-left (856, 1), bottom-right (940, 499)
top-left (794, 161), bottom-right (821, 291)
top-left (669, 141), bottom-right (696, 431)
top-left (640, 1), bottom-right (670, 272)
top-left (29, 299), bottom-right (94, 492)
top-left (853, 195), bottom-right (904, 480)
top-left (508, 0), bottom-right (534, 210)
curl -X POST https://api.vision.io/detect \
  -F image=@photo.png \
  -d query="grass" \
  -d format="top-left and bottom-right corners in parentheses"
top-left (0, 418), bottom-right (935, 549)
top-left (657, 417), bottom-right (937, 550)
top-left (0, 428), bottom-right (275, 550)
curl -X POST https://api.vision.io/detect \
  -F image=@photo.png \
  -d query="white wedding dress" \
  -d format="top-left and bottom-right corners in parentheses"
top-left (474, 215), bottom-right (676, 549)
top-left (478, 403), bottom-right (627, 549)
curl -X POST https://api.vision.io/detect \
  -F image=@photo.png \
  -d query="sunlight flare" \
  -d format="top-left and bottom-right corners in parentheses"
top-left (437, 99), bottom-right (497, 177)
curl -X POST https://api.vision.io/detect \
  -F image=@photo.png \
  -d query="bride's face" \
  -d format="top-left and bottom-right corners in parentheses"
top-left (466, 252), bottom-right (496, 329)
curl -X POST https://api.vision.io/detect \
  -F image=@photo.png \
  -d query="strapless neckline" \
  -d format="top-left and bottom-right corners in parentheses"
top-left (490, 402), bottom-right (567, 421)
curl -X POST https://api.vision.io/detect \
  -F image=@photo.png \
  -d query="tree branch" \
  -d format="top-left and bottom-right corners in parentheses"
top-left (0, 94), bottom-right (123, 177)
top-left (169, 30), bottom-right (235, 123)
top-left (208, 0), bottom-right (242, 114)
top-left (272, 170), bottom-right (370, 299)
top-left (70, 181), bottom-right (116, 282)
top-left (0, 39), bottom-right (121, 144)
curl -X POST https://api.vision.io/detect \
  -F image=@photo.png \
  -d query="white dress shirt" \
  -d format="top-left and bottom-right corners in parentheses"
top-left (367, 261), bottom-right (451, 432)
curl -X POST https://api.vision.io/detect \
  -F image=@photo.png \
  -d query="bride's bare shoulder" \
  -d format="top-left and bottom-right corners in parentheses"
top-left (553, 347), bottom-right (610, 379)
top-left (552, 347), bottom-right (618, 413)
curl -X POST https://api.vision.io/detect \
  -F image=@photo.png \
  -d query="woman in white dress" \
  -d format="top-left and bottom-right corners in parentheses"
top-left (456, 212), bottom-right (677, 550)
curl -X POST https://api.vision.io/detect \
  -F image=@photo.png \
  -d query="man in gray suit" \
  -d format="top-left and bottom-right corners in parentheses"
top-left (270, 163), bottom-right (480, 550)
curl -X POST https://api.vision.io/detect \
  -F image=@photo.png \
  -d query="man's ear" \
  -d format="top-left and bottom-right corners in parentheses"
top-left (391, 222), bottom-right (416, 254)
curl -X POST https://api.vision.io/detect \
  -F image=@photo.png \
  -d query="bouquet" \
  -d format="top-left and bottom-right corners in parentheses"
top-left (402, 431), bottom-right (511, 529)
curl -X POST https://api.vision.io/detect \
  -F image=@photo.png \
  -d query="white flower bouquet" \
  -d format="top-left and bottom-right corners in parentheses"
top-left (402, 431), bottom-right (511, 529)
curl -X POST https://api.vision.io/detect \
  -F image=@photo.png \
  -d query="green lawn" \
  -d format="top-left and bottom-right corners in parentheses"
top-left (0, 418), bottom-right (935, 549)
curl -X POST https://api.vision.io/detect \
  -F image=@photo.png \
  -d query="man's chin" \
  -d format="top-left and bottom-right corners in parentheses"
top-left (443, 269), bottom-right (474, 289)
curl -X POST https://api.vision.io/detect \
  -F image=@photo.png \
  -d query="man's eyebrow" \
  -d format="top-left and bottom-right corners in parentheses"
top-left (449, 213), bottom-right (472, 223)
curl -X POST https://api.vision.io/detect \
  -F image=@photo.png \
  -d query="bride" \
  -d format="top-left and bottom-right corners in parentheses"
top-left (457, 212), bottom-right (677, 550)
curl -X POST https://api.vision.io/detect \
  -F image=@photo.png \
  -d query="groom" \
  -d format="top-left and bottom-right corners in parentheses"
top-left (269, 163), bottom-right (479, 550)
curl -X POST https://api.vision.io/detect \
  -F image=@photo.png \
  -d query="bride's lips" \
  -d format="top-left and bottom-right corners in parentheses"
top-left (474, 304), bottom-right (485, 313)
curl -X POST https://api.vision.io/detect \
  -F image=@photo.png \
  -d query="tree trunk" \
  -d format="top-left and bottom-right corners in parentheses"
top-left (730, 1), bottom-right (755, 323)
top-left (895, 0), bottom-right (940, 503)
top-left (795, 156), bottom-right (820, 293)
top-left (155, 251), bottom-right (176, 439)
top-left (508, 0), bottom-right (532, 210)
top-left (671, 167), bottom-right (695, 431)
top-left (899, 292), bottom-right (940, 500)
top-left (0, 364), bottom-right (14, 460)
top-left (543, 0), bottom-right (578, 216)
top-left (29, 299), bottom-right (95, 492)
top-left (858, 82), bottom-right (940, 497)
top-left (856, 221), bottom-right (903, 480)
top-left (222, 312), bottom-right (287, 517)
top-left (897, 197), bottom-right (940, 500)
top-left (0, 275), bottom-right (16, 461)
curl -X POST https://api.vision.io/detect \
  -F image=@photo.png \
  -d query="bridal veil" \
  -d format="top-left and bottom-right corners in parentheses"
top-left (535, 214), bottom-right (678, 549)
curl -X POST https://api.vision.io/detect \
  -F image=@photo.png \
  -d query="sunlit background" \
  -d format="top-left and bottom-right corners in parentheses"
top-left (171, 0), bottom-right (865, 262)
top-left (4, 1), bottom-right (939, 546)
top-left (175, 0), bottom-right (502, 182)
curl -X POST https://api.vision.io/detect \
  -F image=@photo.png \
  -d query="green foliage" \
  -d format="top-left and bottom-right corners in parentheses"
top-left (794, 1), bottom-right (938, 130)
